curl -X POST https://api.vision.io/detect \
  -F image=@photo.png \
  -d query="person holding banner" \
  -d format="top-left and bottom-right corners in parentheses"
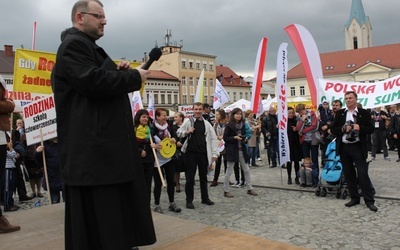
top-left (0, 75), bottom-right (20, 233)
top-left (52, 0), bottom-right (156, 248)
top-left (151, 108), bottom-right (181, 214)
top-left (134, 109), bottom-right (155, 204)
top-left (331, 91), bottom-right (377, 212)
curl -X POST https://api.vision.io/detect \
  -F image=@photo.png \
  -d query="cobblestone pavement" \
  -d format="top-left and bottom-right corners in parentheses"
top-left (10, 149), bottom-right (400, 249)
top-left (152, 149), bottom-right (400, 250)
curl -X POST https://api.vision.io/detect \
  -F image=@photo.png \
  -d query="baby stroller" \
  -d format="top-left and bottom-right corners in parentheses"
top-left (315, 139), bottom-right (348, 199)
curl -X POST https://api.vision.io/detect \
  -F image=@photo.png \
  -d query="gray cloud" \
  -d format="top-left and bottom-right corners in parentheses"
top-left (1, 0), bottom-right (398, 79)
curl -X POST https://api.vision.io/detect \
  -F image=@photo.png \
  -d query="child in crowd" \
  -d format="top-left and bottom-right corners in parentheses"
top-left (35, 138), bottom-right (64, 204)
top-left (1, 141), bottom-right (19, 211)
top-left (299, 157), bottom-right (318, 187)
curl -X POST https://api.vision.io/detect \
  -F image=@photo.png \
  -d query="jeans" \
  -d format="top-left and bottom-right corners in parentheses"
top-left (248, 146), bottom-right (257, 165)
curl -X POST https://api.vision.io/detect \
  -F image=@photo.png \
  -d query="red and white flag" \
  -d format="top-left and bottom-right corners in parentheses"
top-left (147, 91), bottom-right (155, 119)
top-left (276, 43), bottom-right (290, 165)
top-left (130, 91), bottom-right (143, 117)
top-left (250, 38), bottom-right (268, 117)
top-left (284, 24), bottom-right (323, 107)
top-left (213, 79), bottom-right (230, 110)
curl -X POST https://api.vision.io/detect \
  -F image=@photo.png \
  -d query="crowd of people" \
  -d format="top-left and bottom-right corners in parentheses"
top-left (1, 1), bottom-right (393, 249)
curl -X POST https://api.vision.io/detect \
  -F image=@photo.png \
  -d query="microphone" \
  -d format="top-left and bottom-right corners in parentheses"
top-left (141, 48), bottom-right (162, 70)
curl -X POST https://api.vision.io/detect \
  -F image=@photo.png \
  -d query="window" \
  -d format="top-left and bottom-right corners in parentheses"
top-left (290, 87), bottom-right (296, 96)
top-left (240, 92), bottom-right (243, 99)
top-left (181, 59), bottom-right (186, 68)
top-left (160, 94), bottom-right (165, 104)
top-left (203, 61), bottom-right (207, 70)
top-left (182, 95), bottom-right (187, 104)
top-left (196, 77), bottom-right (199, 86)
top-left (245, 92), bottom-right (248, 99)
top-left (174, 94), bottom-right (178, 104)
top-left (182, 76), bottom-right (187, 85)
top-left (167, 94), bottom-right (172, 104)
top-left (189, 60), bottom-right (194, 69)
top-left (209, 63), bottom-right (213, 71)
top-left (196, 60), bottom-right (200, 70)
top-left (209, 78), bottom-right (214, 87)
top-left (204, 78), bottom-right (207, 86)
top-left (154, 93), bottom-right (159, 104)
top-left (204, 95), bottom-right (208, 103)
top-left (190, 95), bottom-right (194, 104)
top-left (189, 76), bottom-right (194, 86)
top-left (233, 92), bottom-right (237, 101)
top-left (300, 86), bottom-right (305, 96)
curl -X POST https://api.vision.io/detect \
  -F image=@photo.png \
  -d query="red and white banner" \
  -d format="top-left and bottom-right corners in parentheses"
top-left (213, 79), bottom-right (230, 110)
top-left (250, 37), bottom-right (268, 117)
top-left (276, 43), bottom-right (290, 165)
top-left (147, 91), bottom-right (155, 119)
top-left (23, 94), bottom-right (57, 146)
top-left (319, 75), bottom-right (400, 108)
top-left (285, 24), bottom-right (323, 107)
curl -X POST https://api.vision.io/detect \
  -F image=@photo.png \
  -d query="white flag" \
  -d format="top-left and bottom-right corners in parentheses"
top-left (213, 79), bottom-right (230, 110)
top-left (276, 43), bottom-right (290, 165)
top-left (147, 91), bottom-right (155, 119)
top-left (194, 69), bottom-right (205, 103)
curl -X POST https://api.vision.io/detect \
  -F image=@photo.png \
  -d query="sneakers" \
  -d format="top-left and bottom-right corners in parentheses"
top-left (210, 180), bottom-right (218, 187)
top-left (154, 205), bottom-right (163, 214)
top-left (238, 181), bottom-right (245, 187)
top-left (224, 192), bottom-right (234, 198)
top-left (257, 158), bottom-right (261, 161)
top-left (0, 215), bottom-right (20, 233)
top-left (396, 158), bottom-right (400, 162)
top-left (232, 181), bottom-right (240, 187)
top-left (371, 157), bottom-right (376, 161)
top-left (168, 202), bottom-right (181, 213)
top-left (385, 157), bottom-right (391, 161)
top-left (247, 190), bottom-right (258, 196)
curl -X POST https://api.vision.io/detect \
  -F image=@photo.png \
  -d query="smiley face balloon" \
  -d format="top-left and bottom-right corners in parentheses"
top-left (159, 138), bottom-right (177, 158)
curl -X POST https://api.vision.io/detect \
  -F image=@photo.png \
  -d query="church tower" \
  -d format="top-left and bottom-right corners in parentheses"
top-left (345, 0), bottom-right (372, 50)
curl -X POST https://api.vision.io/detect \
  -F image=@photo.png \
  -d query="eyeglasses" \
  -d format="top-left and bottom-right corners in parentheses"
top-left (81, 12), bottom-right (106, 20)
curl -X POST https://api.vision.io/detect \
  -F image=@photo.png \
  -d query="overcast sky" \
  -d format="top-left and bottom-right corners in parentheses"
top-left (1, 0), bottom-right (399, 80)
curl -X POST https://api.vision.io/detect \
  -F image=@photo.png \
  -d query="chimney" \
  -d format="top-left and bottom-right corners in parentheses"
top-left (4, 45), bottom-right (13, 57)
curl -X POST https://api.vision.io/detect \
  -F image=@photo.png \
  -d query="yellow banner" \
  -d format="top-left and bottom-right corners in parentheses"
top-left (13, 49), bottom-right (55, 94)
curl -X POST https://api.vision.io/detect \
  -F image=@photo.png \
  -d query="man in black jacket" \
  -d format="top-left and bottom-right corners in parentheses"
top-left (331, 91), bottom-right (377, 212)
top-left (52, 0), bottom-right (156, 248)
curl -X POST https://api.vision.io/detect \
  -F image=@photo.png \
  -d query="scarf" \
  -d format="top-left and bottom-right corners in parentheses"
top-left (136, 124), bottom-right (150, 140)
top-left (155, 121), bottom-right (169, 140)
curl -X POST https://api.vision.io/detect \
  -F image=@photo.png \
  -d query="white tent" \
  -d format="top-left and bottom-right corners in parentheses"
top-left (289, 96), bottom-right (310, 103)
top-left (262, 97), bottom-right (277, 111)
top-left (224, 99), bottom-right (251, 113)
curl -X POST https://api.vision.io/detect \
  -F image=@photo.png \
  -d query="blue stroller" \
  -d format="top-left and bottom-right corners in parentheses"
top-left (315, 139), bottom-right (348, 199)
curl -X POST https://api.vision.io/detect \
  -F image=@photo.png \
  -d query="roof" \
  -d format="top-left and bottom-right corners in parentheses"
top-left (216, 65), bottom-right (251, 88)
top-left (148, 70), bottom-right (179, 81)
top-left (287, 43), bottom-right (400, 79)
top-left (346, 0), bottom-right (368, 29)
top-left (0, 49), bottom-right (15, 74)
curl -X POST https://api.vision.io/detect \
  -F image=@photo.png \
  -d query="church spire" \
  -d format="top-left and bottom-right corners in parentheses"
top-left (346, 0), bottom-right (367, 29)
top-left (344, 0), bottom-right (372, 50)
